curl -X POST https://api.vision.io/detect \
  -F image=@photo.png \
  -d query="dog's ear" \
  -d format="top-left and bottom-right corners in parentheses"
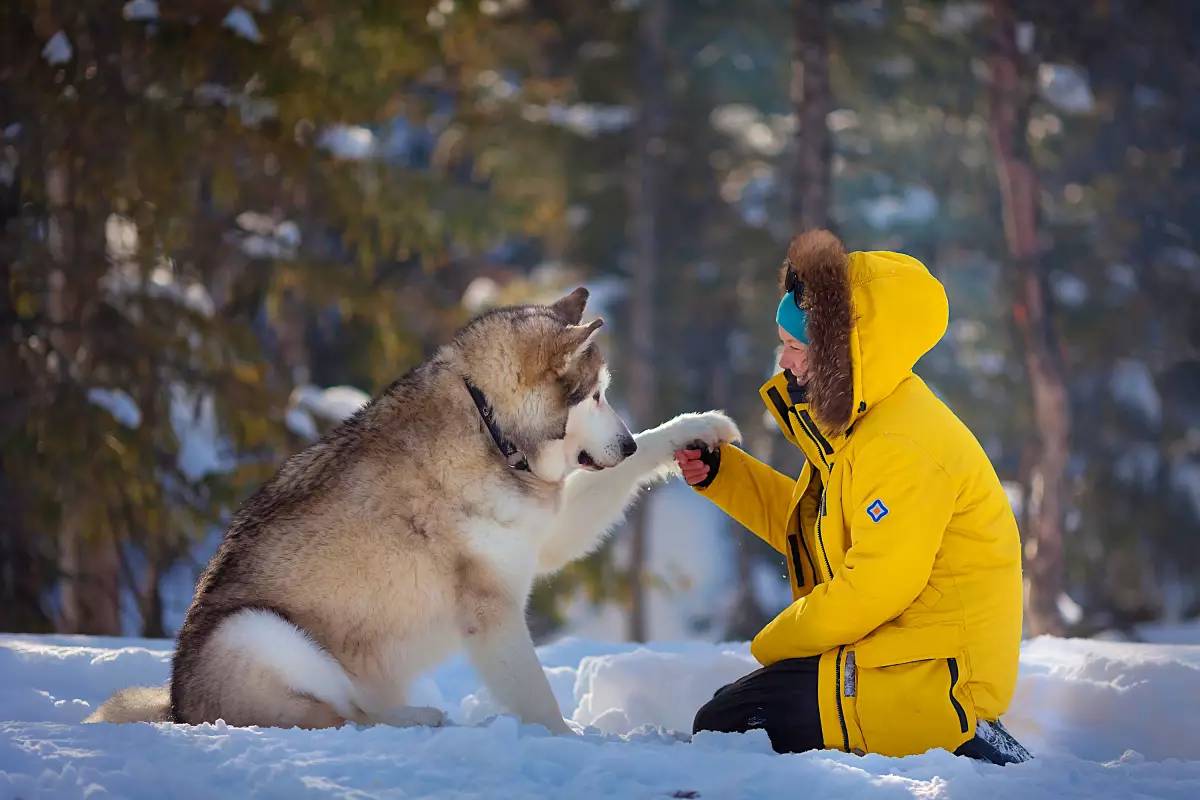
top-left (550, 287), bottom-right (589, 324)
top-left (553, 318), bottom-right (603, 374)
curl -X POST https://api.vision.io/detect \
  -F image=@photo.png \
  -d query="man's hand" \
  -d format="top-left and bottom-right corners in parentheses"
top-left (674, 443), bottom-right (720, 487)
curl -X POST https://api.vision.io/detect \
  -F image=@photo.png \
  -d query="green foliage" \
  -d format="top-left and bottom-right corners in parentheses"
top-left (2, 0), bottom-right (1195, 636)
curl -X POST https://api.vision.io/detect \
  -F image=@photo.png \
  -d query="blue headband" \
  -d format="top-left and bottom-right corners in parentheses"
top-left (776, 291), bottom-right (809, 344)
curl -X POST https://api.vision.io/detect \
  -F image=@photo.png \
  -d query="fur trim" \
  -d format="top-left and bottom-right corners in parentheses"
top-left (782, 230), bottom-right (854, 431)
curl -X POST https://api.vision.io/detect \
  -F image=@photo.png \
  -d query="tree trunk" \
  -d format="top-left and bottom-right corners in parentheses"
top-left (791, 0), bottom-right (832, 232)
top-left (44, 97), bottom-right (123, 635)
top-left (140, 560), bottom-right (166, 639)
top-left (988, 0), bottom-right (1070, 636)
top-left (0, 461), bottom-right (53, 633)
top-left (58, 506), bottom-right (122, 635)
top-left (626, 0), bottom-right (668, 643)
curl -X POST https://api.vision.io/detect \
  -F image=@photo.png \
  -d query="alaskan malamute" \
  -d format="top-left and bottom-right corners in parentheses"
top-left (88, 288), bottom-right (740, 732)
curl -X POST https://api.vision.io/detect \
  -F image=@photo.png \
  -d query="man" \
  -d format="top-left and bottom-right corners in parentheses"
top-left (678, 230), bottom-right (1030, 764)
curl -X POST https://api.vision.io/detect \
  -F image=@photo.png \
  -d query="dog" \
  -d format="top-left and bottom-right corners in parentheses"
top-left (86, 288), bottom-right (740, 732)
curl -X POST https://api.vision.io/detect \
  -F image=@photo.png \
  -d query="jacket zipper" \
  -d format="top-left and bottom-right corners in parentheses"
top-left (815, 486), bottom-right (833, 579)
top-left (950, 657), bottom-right (969, 734)
top-left (792, 409), bottom-right (836, 578)
top-left (834, 645), bottom-right (851, 751)
top-left (795, 410), bottom-right (832, 471)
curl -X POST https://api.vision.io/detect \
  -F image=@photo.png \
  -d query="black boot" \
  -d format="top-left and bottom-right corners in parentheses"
top-left (955, 719), bottom-right (1033, 765)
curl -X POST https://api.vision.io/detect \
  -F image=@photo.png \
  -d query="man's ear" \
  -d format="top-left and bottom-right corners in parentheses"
top-left (550, 287), bottom-right (589, 325)
top-left (553, 318), bottom-right (603, 375)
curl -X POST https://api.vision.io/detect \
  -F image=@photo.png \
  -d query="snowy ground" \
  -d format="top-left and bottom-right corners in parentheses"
top-left (2, 634), bottom-right (1198, 799)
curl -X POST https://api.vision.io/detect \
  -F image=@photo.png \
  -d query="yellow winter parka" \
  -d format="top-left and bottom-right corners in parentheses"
top-left (697, 232), bottom-right (1023, 757)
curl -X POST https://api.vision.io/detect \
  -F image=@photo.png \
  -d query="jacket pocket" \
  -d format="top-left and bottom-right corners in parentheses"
top-left (850, 625), bottom-right (977, 757)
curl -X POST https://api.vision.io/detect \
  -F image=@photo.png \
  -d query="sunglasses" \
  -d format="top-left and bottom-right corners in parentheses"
top-left (783, 259), bottom-right (804, 306)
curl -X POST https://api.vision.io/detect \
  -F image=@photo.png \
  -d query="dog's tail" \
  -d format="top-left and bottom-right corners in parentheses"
top-left (84, 685), bottom-right (171, 724)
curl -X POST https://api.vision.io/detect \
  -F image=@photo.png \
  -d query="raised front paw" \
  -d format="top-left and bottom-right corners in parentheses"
top-left (661, 411), bottom-right (741, 452)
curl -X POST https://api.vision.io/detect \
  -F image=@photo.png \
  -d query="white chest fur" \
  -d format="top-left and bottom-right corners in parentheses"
top-left (460, 485), bottom-right (558, 598)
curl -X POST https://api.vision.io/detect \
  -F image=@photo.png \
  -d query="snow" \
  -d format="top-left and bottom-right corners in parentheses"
top-left (289, 384), bottom-right (370, 427)
top-left (462, 276), bottom-right (502, 313)
top-left (87, 387), bottom-right (142, 429)
top-left (222, 7), bottom-right (263, 44)
top-left (100, 261), bottom-right (216, 319)
top-left (1162, 246), bottom-right (1200, 273)
top-left (1169, 459), bottom-right (1200, 522)
top-left (2, 633), bottom-right (1199, 798)
top-left (170, 384), bottom-right (235, 481)
top-left (1109, 359), bottom-right (1161, 427)
top-left (42, 31), bottom-right (72, 66)
top-left (1114, 442), bottom-right (1160, 488)
top-left (317, 125), bottom-right (376, 160)
top-left (234, 211), bottom-right (300, 259)
top-left (1016, 22), bottom-right (1036, 55)
top-left (1051, 271), bottom-right (1089, 307)
top-left (709, 104), bottom-right (791, 157)
top-left (1056, 592), bottom-right (1084, 626)
top-left (1038, 64), bottom-right (1095, 114)
top-left (936, 2), bottom-right (988, 34)
top-left (105, 214), bottom-right (138, 261)
top-left (859, 185), bottom-right (939, 229)
top-left (284, 407), bottom-right (319, 440)
top-left (522, 103), bottom-right (635, 137)
top-left (1106, 263), bottom-right (1138, 295)
top-left (194, 83), bottom-right (278, 127)
top-left (122, 0), bottom-right (159, 21)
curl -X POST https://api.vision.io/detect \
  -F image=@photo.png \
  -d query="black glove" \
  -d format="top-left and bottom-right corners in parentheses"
top-left (690, 440), bottom-right (722, 489)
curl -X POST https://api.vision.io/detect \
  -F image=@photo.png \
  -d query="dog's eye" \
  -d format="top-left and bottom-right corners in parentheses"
top-left (593, 391), bottom-right (601, 402)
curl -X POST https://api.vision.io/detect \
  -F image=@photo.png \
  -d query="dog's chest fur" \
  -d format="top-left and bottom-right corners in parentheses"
top-left (459, 483), bottom-right (559, 592)
top-left (322, 480), bottom-right (557, 706)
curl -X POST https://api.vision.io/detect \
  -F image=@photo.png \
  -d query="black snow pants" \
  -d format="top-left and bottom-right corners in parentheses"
top-left (693, 657), bottom-right (1032, 765)
top-left (692, 657), bottom-right (824, 754)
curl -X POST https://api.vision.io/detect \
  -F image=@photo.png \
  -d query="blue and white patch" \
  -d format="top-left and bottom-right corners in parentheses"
top-left (866, 498), bottom-right (890, 523)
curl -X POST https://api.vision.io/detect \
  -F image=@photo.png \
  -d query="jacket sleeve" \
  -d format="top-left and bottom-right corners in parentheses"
top-left (750, 434), bottom-right (955, 665)
top-left (693, 444), bottom-right (794, 555)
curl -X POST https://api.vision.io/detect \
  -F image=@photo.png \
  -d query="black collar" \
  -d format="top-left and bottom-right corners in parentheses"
top-left (464, 379), bottom-right (531, 472)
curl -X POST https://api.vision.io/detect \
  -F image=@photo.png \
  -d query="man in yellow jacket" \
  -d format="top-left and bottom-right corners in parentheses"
top-left (679, 230), bottom-right (1029, 764)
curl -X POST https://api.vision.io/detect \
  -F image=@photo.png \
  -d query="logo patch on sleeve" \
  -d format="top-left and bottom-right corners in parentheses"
top-left (866, 498), bottom-right (890, 523)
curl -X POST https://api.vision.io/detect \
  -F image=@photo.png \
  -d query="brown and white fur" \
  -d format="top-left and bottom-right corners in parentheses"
top-left (86, 288), bottom-right (740, 733)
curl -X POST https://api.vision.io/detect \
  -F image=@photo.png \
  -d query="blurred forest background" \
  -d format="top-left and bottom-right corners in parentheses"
top-left (2, 0), bottom-right (1198, 643)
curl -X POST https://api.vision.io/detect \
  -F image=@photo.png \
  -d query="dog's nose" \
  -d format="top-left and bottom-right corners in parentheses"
top-left (620, 437), bottom-right (637, 458)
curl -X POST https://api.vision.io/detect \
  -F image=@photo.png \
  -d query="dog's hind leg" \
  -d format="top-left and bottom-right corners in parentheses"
top-left (199, 608), bottom-right (363, 728)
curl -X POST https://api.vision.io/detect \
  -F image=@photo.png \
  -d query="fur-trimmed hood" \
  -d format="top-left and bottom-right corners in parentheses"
top-left (765, 230), bottom-right (949, 437)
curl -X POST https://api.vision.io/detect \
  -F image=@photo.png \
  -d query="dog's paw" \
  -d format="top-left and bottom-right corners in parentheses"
top-left (635, 411), bottom-right (741, 470)
top-left (376, 705), bottom-right (447, 729)
top-left (659, 411), bottom-right (741, 452)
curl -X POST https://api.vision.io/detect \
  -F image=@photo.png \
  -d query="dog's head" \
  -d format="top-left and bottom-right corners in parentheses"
top-left (455, 287), bottom-right (636, 483)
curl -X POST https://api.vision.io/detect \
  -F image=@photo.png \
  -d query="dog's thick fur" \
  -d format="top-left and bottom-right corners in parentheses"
top-left (86, 289), bottom-right (739, 732)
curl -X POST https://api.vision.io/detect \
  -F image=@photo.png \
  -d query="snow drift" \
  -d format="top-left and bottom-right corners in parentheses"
top-left (1, 633), bottom-right (1198, 798)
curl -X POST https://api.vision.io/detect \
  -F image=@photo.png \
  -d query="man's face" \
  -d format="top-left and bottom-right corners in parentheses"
top-left (777, 325), bottom-right (811, 381)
